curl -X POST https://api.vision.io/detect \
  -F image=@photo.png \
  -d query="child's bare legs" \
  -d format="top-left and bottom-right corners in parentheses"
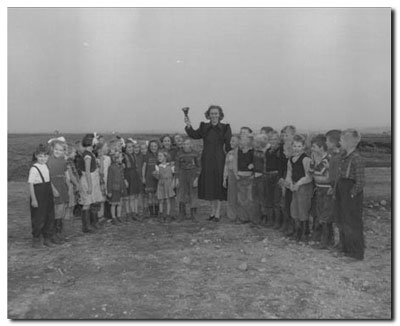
top-left (141, 193), bottom-right (149, 217)
top-left (166, 198), bottom-right (171, 216)
top-left (128, 195), bottom-right (139, 220)
top-left (214, 200), bottom-right (222, 220)
top-left (117, 202), bottom-right (122, 221)
top-left (54, 203), bottom-right (67, 242)
top-left (133, 195), bottom-right (139, 214)
top-left (98, 202), bottom-right (104, 218)
top-left (110, 203), bottom-right (120, 224)
top-left (120, 197), bottom-right (129, 222)
top-left (148, 193), bottom-right (156, 217)
top-left (209, 201), bottom-right (216, 218)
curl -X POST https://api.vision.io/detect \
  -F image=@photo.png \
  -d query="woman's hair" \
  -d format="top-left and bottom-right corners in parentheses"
top-left (32, 144), bottom-right (49, 162)
top-left (292, 134), bottom-right (306, 145)
top-left (204, 105), bottom-right (224, 121)
top-left (148, 140), bottom-right (159, 152)
top-left (82, 133), bottom-right (94, 147)
top-left (311, 134), bottom-right (328, 151)
top-left (325, 129), bottom-right (342, 148)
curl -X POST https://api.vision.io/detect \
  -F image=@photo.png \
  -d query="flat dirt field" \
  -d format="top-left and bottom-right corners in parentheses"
top-left (8, 168), bottom-right (391, 319)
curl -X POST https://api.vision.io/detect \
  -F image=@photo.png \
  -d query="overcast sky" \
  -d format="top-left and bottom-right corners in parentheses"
top-left (8, 8), bottom-right (391, 133)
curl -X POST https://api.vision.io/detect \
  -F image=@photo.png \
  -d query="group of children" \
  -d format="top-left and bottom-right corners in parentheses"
top-left (28, 126), bottom-right (365, 261)
top-left (223, 125), bottom-right (365, 260)
top-left (28, 133), bottom-right (201, 248)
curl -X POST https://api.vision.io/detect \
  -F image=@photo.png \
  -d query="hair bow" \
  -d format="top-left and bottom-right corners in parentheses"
top-left (127, 137), bottom-right (137, 144)
top-left (48, 136), bottom-right (66, 144)
top-left (92, 132), bottom-right (100, 147)
top-left (116, 136), bottom-right (126, 148)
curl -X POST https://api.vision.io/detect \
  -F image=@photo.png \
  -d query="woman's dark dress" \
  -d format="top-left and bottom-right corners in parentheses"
top-left (185, 122), bottom-right (232, 201)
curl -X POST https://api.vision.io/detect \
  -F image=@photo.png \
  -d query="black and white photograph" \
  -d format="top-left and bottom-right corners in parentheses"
top-left (7, 6), bottom-right (392, 319)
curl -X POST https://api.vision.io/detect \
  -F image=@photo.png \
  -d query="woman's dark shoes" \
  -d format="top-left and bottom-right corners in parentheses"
top-left (208, 215), bottom-right (215, 221)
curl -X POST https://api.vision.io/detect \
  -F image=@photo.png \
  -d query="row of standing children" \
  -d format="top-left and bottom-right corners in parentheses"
top-left (28, 133), bottom-right (201, 247)
top-left (223, 125), bottom-right (365, 260)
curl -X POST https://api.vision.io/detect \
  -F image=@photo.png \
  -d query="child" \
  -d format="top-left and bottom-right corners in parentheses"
top-left (223, 135), bottom-right (240, 221)
top-left (28, 144), bottom-right (56, 248)
top-left (79, 134), bottom-right (104, 233)
top-left (47, 139), bottom-right (70, 243)
top-left (335, 129), bottom-right (365, 260)
top-left (265, 130), bottom-right (284, 229)
top-left (279, 125), bottom-right (296, 236)
top-left (142, 140), bottom-right (159, 217)
top-left (73, 140), bottom-right (85, 218)
top-left (123, 140), bottom-right (142, 221)
top-left (252, 134), bottom-right (269, 225)
top-left (139, 142), bottom-right (149, 216)
top-left (240, 126), bottom-right (253, 138)
top-left (107, 151), bottom-right (127, 224)
top-left (236, 135), bottom-right (256, 224)
top-left (133, 142), bottom-right (145, 220)
top-left (65, 144), bottom-right (81, 221)
top-left (160, 135), bottom-right (178, 217)
top-left (96, 142), bottom-right (111, 220)
top-left (175, 139), bottom-right (201, 220)
top-left (160, 135), bottom-right (178, 163)
top-left (154, 151), bottom-right (176, 222)
top-left (173, 134), bottom-right (184, 152)
top-left (309, 135), bottom-right (334, 249)
top-left (326, 129), bottom-right (342, 249)
top-left (285, 134), bottom-right (313, 242)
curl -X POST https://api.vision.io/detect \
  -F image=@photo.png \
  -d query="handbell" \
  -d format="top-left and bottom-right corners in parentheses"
top-left (182, 107), bottom-right (190, 117)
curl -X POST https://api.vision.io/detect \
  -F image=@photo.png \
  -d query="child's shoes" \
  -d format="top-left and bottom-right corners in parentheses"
top-left (44, 237), bottom-right (56, 247)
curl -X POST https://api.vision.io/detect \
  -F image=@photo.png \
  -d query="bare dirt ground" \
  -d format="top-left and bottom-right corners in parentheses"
top-left (8, 168), bottom-right (392, 319)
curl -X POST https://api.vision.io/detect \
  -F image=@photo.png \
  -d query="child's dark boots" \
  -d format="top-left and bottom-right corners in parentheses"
top-left (273, 208), bottom-right (283, 229)
top-left (319, 223), bottom-right (329, 249)
top-left (81, 210), bottom-right (93, 233)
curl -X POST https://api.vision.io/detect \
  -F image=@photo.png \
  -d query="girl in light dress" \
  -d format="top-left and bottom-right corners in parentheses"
top-left (154, 151), bottom-right (175, 222)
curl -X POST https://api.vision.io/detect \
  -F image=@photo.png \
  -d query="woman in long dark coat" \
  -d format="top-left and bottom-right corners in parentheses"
top-left (184, 105), bottom-right (232, 221)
